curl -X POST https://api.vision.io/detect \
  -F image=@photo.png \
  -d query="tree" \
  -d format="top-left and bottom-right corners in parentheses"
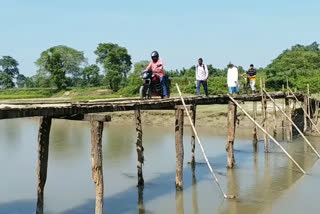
top-left (0, 56), bottom-right (19, 88)
top-left (105, 70), bottom-right (122, 91)
top-left (0, 72), bottom-right (15, 89)
top-left (133, 60), bottom-right (149, 74)
top-left (94, 43), bottom-right (132, 91)
top-left (36, 45), bottom-right (86, 90)
top-left (81, 64), bottom-right (101, 87)
top-left (16, 74), bottom-right (27, 88)
top-left (0, 56), bottom-right (19, 77)
top-left (265, 41), bottom-right (320, 89)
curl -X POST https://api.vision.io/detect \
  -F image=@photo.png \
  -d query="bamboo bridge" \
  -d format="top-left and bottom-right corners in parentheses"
top-left (0, 91), bottom-right (319, 214)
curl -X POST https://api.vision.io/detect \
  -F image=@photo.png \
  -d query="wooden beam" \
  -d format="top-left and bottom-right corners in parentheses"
top-left (90, 120), bottom-right (104, 214)
top-left (57, 114), bottom-right (111, 122)
top-left (175, 108), bottom-right (184, 190)
top-left (36, 117), bottom-right (52, 214)
top-left (0, 92), bottom-right (304, 120)
top-left (226, 101), bottom-right (236, 168)
top-left (135, 108), bottom-right (144, 186)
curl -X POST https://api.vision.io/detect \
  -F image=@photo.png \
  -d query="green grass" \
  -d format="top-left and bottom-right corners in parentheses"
top-left (0, 88), bottom-right (59, 99)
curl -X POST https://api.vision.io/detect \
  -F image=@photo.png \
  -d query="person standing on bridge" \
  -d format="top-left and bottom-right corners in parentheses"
top-left (146, 51), bottom-right (168, 98)
top-left (195, 58), bottom-right (209, 97)
top-left (227, 62), bottom-right (239, 94)
top-left (247, 64), bottom-right (257, 93)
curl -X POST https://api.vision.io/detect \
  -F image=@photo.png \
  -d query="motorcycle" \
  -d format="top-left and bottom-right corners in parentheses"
top-left (139, 70), bottom-right (171, 99)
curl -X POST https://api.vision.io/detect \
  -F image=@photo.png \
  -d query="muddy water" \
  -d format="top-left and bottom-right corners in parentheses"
top-left (0, 118), bottom-right (319, 214)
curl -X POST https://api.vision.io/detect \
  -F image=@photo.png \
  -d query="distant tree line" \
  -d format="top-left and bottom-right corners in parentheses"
top-left (1, 41), bottom-right (319, 94)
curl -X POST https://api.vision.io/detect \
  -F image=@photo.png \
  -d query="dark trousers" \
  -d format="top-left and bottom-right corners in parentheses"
top-left (196, 80), bottom-right (208, 96)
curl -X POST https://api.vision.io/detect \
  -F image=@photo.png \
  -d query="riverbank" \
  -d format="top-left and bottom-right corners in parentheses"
top-left (109, 103), bottom-right (320, 130)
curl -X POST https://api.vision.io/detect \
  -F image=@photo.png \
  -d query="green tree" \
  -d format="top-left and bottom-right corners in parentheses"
top-left (133, 60), bottom-right (149, 74)
top-left (94, 43), bottom-right (132, 91)
top-left (0, 56), bottom-right (19, 88)
top-left (105, 70), bottom-right (122, 91)
top-left (81, 64), bottom-right (101, 87)
top-left (36, 46), bottom-right (86, 90)
top-left (16, 74), bottom-right (27, 88)
top-left (0, 56), bottom-right (19, 77)
top-left (265, 42), bottom-right (320, 89)
top-left (0, 72), bottom-right (15, 89)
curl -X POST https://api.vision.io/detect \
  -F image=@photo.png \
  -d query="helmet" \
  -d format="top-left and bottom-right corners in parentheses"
top-left (151, 51), bottom-right (159, 58)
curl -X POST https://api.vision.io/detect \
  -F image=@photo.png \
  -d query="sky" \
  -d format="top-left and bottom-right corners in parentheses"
top-left (1, 0), bottom-right (320, 76)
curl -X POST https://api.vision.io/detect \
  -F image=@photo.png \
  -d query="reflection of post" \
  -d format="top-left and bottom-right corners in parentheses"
top-left (253, 101), bottom-right (258, 150)
top-left (175, 190), bottom-right (185, 214)
top-left (135, 108), bottom-right (144, 186)
top-left (175, 107), bottom-right (184, 190)
top-left (226, 169), bottom-right (239, 213)
top-left (190, 105), bottom-right (196, 166)
top-left (137, 186), bottom-right (145, 214)
top-left (36, 117), bottom-right (52, 214)
top-left (226, 101), bottom-right (236, 168)
top-left (191, 165), bottom-right (199, 214)
top-left (90, 120), bottom-right (104, 214)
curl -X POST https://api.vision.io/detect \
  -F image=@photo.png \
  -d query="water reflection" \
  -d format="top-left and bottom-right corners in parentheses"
top-left (0, 119), bottom-right (319, 214)
top-left (191, 165), bottom-right (199, 214)
top-left (175, 190), bottom-right (184, 214)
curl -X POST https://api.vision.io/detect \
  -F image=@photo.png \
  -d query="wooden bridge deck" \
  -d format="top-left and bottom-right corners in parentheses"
top-left (0, 92), bottom-right (303, 120)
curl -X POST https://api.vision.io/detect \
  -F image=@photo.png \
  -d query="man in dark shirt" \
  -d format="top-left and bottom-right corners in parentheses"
top-left (247, 64), bottom-right (257, 93)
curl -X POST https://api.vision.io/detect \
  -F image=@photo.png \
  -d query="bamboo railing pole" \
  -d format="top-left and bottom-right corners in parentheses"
top-left (227, 95), bottom-right (306, 174)
top-left (263, 89), bottom-right (320, 158)
top-left (176, 83), bottom-right (235, 199)
top-left (288, 87), bottom-right (320, 136)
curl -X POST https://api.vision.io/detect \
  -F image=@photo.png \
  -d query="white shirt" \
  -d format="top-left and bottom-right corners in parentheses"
top-left (195, 64), bottom-right (208, 81)
top-left (227, 67), bottom-right (238, 87)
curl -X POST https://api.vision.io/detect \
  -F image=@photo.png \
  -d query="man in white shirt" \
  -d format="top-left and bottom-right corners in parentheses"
top-left (227, 62), bottom-right (239, 94)
top-left (195, 58), bottom-right (209, 96)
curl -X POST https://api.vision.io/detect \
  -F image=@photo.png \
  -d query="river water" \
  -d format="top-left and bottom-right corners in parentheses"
top-left (0, 118), bottom-right (319, 214)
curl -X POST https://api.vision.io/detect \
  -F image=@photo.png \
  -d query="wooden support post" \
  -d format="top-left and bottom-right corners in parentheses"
top-left (135, 108), bottom-right (144, 186)
top-left (253, 101), bottom-right (258, 149)
top-left (273, 102), bottom-right (277, 137)
top-left (282, 98), bottom-right (286, 140)
top-left (90, 120), bottom-right (104, 214)
top-left (228, 94), bottom-right (306, 174)
top-left (226, 101), bottom-right (236, 168)
top-left (190, 105), bottom-right (196, 166)
top-left (260, 79), bottom-right (269, 152)
top-left (175, 107), bottom-right (184, 190)
top-left (285, 97), bottom-right (292, 141)
top-left (36, 117), bottom-right (52, 214)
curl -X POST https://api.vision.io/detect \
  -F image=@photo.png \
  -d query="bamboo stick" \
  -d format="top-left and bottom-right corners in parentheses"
top-left (288, 87), bottom-right (320, 136)
top-left (263, 89), bottom-right (320, 158)
top-left (176, 83), bottom-right (235, 199)
top-left (228, 95), bottom-right (306, 174)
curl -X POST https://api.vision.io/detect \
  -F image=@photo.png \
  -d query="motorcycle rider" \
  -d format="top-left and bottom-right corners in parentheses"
top-left (146, 51), bottom-right (168, 98)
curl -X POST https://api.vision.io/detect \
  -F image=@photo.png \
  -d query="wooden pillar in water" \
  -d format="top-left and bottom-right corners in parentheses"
top-left (36, 117), bottom-right (52, 214)
top-left (260, 79), bottom-right (269, 152)
top-left (135, 108), bottom-right (144, 186)
top-left (226, 101), bottom-right (236, 168)
top-left (175, 107), bottom-right (184, 190)
top-left (273, 102), bottom-right (277, 137)
top-left (90, 120), bottom-right (104, 214)
top-left (190, 105), bottom-right (196, 166)
top-left (285, 97), bottom-right (293, 141)
top-left (252, 101), bottom-right (258, 149)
